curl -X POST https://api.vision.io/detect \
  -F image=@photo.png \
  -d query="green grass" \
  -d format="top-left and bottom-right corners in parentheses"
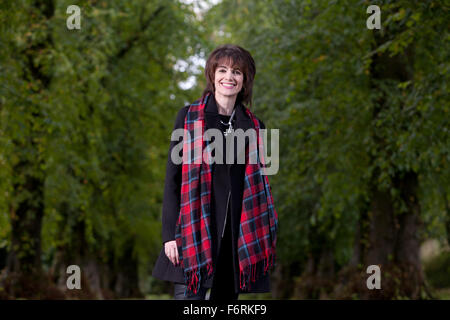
top-left (146, 294), bottom-right (172, 300)
top-left (433, 288), bottom-right (450, 300)
top-left (238, 292), bottom-right (273, 300)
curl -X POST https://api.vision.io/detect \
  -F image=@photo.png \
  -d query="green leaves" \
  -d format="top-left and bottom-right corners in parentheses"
top-left (204, 0), bottom-right (449, 277)
top-left (0, 0), bottom-right (205, 295)
top-left (0, 0), bottom-right (448, 297)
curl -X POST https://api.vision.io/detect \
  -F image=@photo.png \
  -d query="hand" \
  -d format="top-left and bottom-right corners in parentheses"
top-left (164, 240), bottom-right (179, 266)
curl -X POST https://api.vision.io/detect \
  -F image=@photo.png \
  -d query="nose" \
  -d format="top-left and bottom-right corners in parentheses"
top-left (225, 70), bottom-right (235, 80)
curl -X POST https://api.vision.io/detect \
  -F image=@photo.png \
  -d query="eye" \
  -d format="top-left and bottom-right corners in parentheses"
top-left (233, 70), bottom-right (242, 75)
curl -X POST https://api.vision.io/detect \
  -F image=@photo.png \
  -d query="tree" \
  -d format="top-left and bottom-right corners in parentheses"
top-left (0, 0), bottom-right (205, 298)
top-left (203, 0), bottom-right (449, 299)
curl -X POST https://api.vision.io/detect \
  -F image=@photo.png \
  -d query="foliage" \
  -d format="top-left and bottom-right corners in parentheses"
top-left (0, 0), bottom-right (206, 296)
top-left (204, 0), bottom-right (449, 280)
top-left (0, 0), bottom-right (448, 298)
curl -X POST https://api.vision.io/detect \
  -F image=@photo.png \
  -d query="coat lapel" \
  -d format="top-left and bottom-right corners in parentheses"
top-left (204, 93), bottom-right (219, 130)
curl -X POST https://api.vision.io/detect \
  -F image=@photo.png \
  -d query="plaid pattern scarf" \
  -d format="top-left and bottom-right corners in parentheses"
top-left (174, 92), bottom-right (278, 296)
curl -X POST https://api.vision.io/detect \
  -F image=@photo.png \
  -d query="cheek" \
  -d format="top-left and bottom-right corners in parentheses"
top-left (238, 78), bottom-right (244, 89)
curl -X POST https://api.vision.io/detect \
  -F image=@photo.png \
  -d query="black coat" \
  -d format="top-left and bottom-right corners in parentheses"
top-left (152, 94), bottom-right (271, 294)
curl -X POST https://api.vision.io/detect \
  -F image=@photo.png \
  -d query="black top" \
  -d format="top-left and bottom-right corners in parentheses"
top-left (211, 113), bottom-right (234, 262)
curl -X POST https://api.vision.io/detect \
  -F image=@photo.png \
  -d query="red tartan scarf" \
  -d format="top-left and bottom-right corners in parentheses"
top-left (174, 92), bottom-right (278, 296)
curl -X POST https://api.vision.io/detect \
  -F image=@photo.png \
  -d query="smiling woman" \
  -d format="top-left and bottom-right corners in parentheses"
top-left (213, 63), bottom-right (244, 114)
top-left (203, 45), bottom-right (256, 112)
top-left (152, 44), bottom-right (278, 301)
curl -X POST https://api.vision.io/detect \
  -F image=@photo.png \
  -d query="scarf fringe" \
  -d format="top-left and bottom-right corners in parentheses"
top-left (239, 251), bottom-right (276, 291)
top-left (183, 261), bottom-right (214, 297)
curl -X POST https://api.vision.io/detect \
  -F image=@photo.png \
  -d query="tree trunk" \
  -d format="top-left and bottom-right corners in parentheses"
top-left (49, 214), bottom-right (107, 299)
top-left (353, 19), bottom-right (426, 299)
top-left (440, 187), bottom-right (450, 247)
top-left (361, 171), bottom-right (425, 299)
top-left (112, 240), bottom-right (143, 299)
top-left (333, 8), bottom-right (431, 299)
top-left (49, 207), bottom-right (143, 299)
top-left (6, 168), bottom-right (44, 276)
top-left (0, 0), bottom-right (57, 299)
top-left (294, 223), bottom-right (336, 299)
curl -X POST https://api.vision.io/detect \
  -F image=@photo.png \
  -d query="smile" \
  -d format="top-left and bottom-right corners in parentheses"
top-left (220, 82), bottom-right (236, 89)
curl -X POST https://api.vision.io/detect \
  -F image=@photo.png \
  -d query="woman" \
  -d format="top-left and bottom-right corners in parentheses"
top-left (152, 44), bottom-right (278, 301)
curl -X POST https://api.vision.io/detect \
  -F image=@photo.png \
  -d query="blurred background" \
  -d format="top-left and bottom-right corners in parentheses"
top-left (0, 0), bottom-right (448, 299)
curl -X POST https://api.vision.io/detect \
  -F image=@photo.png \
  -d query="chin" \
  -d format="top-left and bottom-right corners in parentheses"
top-left (218, 89), bottom-right (238, 97)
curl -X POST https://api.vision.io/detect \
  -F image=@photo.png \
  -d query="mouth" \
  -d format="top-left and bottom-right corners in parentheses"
top-left (220, 82), bottom-right (236, 89)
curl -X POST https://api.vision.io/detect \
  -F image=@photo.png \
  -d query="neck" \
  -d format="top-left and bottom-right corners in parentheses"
top-left (214, 91), bottom-right (236, 116)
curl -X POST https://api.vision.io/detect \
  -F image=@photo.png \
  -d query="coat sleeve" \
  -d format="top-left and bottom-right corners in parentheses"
top-left (259, 118), bottom-right (266, 130)
top-left (161, 105), bottom-right (189, 244)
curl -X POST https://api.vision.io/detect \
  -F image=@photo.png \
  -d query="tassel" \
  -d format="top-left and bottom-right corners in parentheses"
top-left (207, 261), bottom-right (214, 276)
top-left (186, 267), bottom-right (199, 295)
top-left (240, 254), bottom-right (278, 292)
top-left (183, 263), bottom-right (215, 297)
top-left (239, 266), bottom-right (248, 290)
top-left (187, 269), bottom-right (193, 294)
top-left (264, 255), bottom-right (267, 273)
top-left (251, 264), bottom-right (256, 288)
top-left (251, 264), bottom-right (254, 282)
top-left (247, 266), bottom-right (251, 291)
top-left (239, 269), bottom-right (243, 290)
top-left (198, 269), bottom-right (202, 293)
top-left (252, 263), bottom-right (256, 282)
top-left (193, 268), bottom-right (199, 294)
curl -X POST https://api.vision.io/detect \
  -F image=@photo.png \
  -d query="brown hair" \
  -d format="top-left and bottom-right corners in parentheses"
top-left (202, 44), bottom-right (256, 108)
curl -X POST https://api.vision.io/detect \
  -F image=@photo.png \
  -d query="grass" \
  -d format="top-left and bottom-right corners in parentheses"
top-left (433, 288), bottom-right (450, 300)
top-left (146, 294), bottom-right (172, 300)
top-left (238, 292), bottom-right (273, 300)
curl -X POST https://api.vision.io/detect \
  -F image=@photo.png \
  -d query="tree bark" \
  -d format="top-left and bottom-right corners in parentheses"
top-left (357, 21), bottom-right (425, 299)
top-left (6, 169), bottom-right (44, 275)
top-left (333, 8), bottom-right (431, 299)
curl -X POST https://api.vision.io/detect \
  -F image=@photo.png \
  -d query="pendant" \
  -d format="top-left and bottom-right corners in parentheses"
top-left (224, 127), bottom-right (234, 137)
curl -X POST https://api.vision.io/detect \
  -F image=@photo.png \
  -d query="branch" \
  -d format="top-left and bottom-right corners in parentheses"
top-left (115, 6), bottom-right (165, 61)
top-left (100, 6), bottom-right (166, 88)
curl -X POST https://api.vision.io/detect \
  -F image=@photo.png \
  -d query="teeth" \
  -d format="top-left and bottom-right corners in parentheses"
top-left (221, 83), bottom-right (235, 87)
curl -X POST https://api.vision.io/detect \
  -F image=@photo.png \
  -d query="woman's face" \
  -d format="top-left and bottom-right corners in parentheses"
top-left (214, 61), bottom-right (244, 99)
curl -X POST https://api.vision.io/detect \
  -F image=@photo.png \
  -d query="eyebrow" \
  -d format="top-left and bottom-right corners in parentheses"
top-left (218, 65), bottom-right (241, 71)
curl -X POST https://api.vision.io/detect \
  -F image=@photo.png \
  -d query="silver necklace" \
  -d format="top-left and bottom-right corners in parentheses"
top-left (219, 108), bottom-right (236, 136)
